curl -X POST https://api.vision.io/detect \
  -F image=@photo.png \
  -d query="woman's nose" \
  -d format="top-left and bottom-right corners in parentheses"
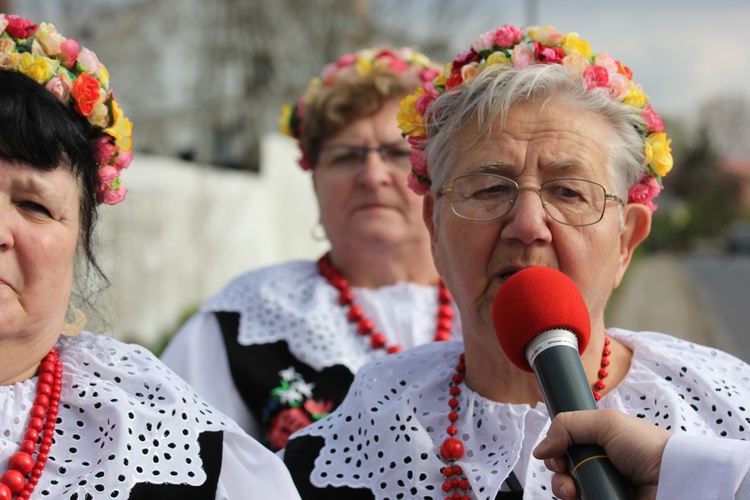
top-left (0, 205), bottom-right (14, 250)
top-left (356, 149), bottom-right (393, 187)
top-left (500, 188), bottom-right (553, 245)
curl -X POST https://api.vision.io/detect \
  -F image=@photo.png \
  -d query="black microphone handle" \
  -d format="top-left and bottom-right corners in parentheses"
top-left (529, 332), bottom-right (629, 500)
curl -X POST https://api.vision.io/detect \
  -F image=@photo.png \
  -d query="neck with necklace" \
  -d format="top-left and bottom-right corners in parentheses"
top-left (439, 335), bottom-right (612, 499)
top-left (0, 348), bottom-right (62, 500)
top-left (317, 252), bottom-right (454, 353)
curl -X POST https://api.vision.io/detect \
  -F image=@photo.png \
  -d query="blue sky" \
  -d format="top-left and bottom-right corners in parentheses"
top-left (428, 0), bottom-right (750, 125)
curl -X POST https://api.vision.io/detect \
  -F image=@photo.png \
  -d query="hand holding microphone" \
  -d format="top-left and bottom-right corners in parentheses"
top-left (492, 267), bottom-right (628, 500)
top-left (534, 408), bottom-right (671, 500)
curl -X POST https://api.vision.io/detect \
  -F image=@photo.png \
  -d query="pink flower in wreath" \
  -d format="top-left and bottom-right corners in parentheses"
top-left (113, 149), bottom-right (134, 171)
top-left (641, 104), bottom-right (665, 133)
top-left (45, 72), bottom-right (73, 102)
top-left (94, 135), bottom-right (117, 165)
top-left (335, 52), bottom-right (357, 68)
top-left (60, 38), bottom-right (79, 69)
top-left (419, 67), bottom-right (440, 83)
top-left (593, 52), bottom-right (619, 74)
top-left (512, 44), bottom-right (535, 68)
top-left (492, 24), bottom-right (524, 48)
top-left (97, 184), bottom-right (127, 205)
top-left (386, 56), bottom-right (409, 74)
top-left (407, 172), bottom-right (429, 196)
top-left (471, 31), bottom-right (496, 52)
top-left (608, 73), bottom-right (631, 101)
top-left (583, 65), bottom-right (611, 90)
top-left (268, 408), bottom-right (313, 450)
top-left (76, 47), bottom-right (101, 75)
top-left (97, 165), bottom-right (120, 184)
top-left (298, 144), bottom-right (314, 171)
top-left (628, 175), bottom-right (662, 213)
top-left (410, 148), bottom-right (428, 177)
top-left (415, 82), bottom-right (438, 116)
top-left (534, 42), bottom-right (565, 64)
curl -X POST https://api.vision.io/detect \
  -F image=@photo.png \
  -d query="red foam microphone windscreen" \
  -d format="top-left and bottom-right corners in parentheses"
top-left (492, 267), bottom-right (591, 372)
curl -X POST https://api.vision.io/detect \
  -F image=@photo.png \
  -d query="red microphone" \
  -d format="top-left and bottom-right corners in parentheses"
top-left (492, 267), bottom-right (627, 500)
top-left (493, 266), bottom-right (590, 373)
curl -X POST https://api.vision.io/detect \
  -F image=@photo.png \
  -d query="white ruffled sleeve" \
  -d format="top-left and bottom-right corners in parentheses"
top-left (657, 434), bottom-right (750, 499)
top-left (217, 431), bottom-right (301, 499)
top-left (161, 312), bottom-right (260, 436)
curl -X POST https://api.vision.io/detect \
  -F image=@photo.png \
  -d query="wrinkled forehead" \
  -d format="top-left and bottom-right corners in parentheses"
top-left (439, 99), bottom-right (617, 184)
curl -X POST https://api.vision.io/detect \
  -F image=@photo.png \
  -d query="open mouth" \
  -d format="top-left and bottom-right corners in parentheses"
top-left (499, 270), bottom-right (517, 281)
top-left (497, 265), bottom-right (552, 283)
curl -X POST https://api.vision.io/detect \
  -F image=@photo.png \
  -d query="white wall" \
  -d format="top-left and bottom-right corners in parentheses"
top-left (88, 134), bottom-right (328, 347)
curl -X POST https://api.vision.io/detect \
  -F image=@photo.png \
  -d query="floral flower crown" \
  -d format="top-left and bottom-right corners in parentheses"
top-left (1, 14), bottom-right (133, 205)
top-left (279, 47), bottom-right (441, 171)
top-left (398, 24), bottom-right (673, 212)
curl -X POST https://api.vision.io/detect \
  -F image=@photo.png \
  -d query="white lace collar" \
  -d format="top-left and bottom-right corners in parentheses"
top-left (291, 330), bottom-right (750, 499)
top-left (292, 341), bottom-right (555, 499)
top-left (0, 332), bottom-right (242, 499)
top-left (201, 260), bottom-right (461, 372)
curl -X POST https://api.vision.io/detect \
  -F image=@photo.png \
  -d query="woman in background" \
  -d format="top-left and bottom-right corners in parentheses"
top-left (162, 47), bottom-right (461, 451)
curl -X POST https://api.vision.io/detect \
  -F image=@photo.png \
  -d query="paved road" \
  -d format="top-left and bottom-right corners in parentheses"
top-left (606, 253), bottom-right (742, 360)
top-left (681, 254), bottom-right (750, 363)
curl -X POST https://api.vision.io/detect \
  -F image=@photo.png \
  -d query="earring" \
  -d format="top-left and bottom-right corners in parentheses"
top-left (62, 304), bottom-right (86, 337)
top-left (310, 222), bottom-right (328, 242)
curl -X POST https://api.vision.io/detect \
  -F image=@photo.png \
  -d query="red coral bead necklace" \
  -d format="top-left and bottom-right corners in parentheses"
top-left (317, 252), bottom-right (454, 353)
top-left (439, 335), bottom-right (611, 499)
top-left (0, 348), bottom-right (62, 500)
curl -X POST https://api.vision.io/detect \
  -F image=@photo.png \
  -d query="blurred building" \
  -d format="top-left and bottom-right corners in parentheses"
top-left (720, 156), bottom-right (750, 216)
top-left (90, 134), bottom-right (328, 349)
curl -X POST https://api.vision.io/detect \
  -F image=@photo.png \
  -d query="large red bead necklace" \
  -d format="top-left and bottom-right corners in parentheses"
top-left (0, 348), bottom-right (62, 500)
top-left (439, 335), bottom-right (611, 499)
top-left (317, 252), bottom-right (454, 354)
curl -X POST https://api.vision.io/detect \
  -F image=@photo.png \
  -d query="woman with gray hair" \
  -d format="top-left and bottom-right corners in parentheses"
top-left (282, 24), bottom-right (749, 499)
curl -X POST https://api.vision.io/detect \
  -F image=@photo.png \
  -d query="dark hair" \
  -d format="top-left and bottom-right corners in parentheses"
top-left (0, 70), bottom-right (103, 278)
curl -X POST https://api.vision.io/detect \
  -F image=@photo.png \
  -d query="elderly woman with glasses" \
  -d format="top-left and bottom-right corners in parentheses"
top-left (162, 47), bottom-right (462, 451)
top-left (281, 24), bottom-right (750, 499)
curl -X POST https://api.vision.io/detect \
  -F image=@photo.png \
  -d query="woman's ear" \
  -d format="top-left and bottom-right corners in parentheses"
top-left (614, 203), bottom-right (652, 288)
top-left (423, 193), bottom-right (439, 250)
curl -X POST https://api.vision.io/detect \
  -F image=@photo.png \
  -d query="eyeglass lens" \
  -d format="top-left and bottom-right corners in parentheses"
top-left (317, 143), bottom-right (411, 169)
top-left (448, 174), bottom-right (608, 226)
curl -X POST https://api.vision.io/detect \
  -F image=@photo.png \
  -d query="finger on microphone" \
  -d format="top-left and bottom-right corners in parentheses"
top-left (534, 410), bottom-right (600, 460)
top-left (552, 474), bottom-right (577, 500)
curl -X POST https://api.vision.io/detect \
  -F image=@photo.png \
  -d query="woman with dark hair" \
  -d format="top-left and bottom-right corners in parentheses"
top-left (0, 14), bottom-right (300, 499)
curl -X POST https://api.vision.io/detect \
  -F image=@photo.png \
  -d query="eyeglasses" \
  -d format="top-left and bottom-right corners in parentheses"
top-left (441, 173), bottom-right (625, 226)
top-left (316, 142), bottom-right (412, 170)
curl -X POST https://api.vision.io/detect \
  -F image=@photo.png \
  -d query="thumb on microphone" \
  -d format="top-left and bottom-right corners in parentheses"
top-left (533, 408), bottom-right (672, 500)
